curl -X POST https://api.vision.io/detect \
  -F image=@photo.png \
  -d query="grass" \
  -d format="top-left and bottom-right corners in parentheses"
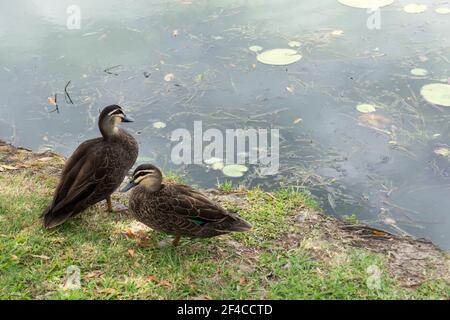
top-left (0, 162), bottom-right (449, 299)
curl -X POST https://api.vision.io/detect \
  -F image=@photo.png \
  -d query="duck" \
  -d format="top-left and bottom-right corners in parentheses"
top-left (42, 105), bottom-right (139, 229)
top-left (121, 164), bottom-right (251, 246)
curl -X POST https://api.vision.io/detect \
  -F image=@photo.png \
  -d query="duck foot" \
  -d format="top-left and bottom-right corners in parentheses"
top-left (106, 196), bottom-right (128, 212)
top-left (158, 235), bottom-right (182, 247)
top-left (172, 235), bottom-right (181, 247)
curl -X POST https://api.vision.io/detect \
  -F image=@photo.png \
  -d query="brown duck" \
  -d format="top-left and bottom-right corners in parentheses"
top-left (42, 105), bottom-right (139, 228)
top-left (121, 164), bottom-right (251, 246)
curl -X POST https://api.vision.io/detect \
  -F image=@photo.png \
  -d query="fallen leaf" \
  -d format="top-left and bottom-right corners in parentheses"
top-left (48, 96), bottom-right (56, 105)
top-left (128, 249), bottom-right (135, 257)
top-left (124, 228), bottom-right (138, 238)
top-left (1, 164), bottom-right (18, 170)
top-left (159, 280), bottom-right (174, 288)
top-left (30, 254), bottom-right (50, 260)
top-left (37, 157), bottom-right (53, 162)
top-left (239, 277), bottom-right (248, 285)
top-left (98, 288), bottom-right (117, 295)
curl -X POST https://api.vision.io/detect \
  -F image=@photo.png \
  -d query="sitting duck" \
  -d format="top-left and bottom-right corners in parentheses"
top-left (121, 164), bottom-right (251, 246)
top-left (42, 105), bottom-right (139, 228)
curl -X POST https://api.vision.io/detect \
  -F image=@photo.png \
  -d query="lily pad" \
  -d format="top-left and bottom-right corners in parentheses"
top-left (204, 157), bottom-right (223, 165)
top-left (288, 41), bottom-right (301, 48)
top-left (434, 147), bottom-right (450, 157)
top-left (222, 164), bottom-right (248, 178)
top-left (256, 49), bottom-right (302, 66)
top-left (211, 162), bottom-right (224, 170)
top-left (249, 45), bottom-right (263, 53)
top-left (331, 30), bottom-right (344, 36)
top-left (337, 0), bottom-right (394, 9)
top-left (435, 7), bottom-right (450, 14)
top-left (420, 83), bottom-right (450, 107)
top-left (356, 104), bottom-right (377, 113)
top-left (410, 68), bottom-right (428, 76)
top-left (153, 121), bottom-right (167, 129)
top-left (403, 4), bottom-right (427, 13)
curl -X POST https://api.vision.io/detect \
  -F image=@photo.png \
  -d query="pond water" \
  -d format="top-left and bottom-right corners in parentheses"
top-left (1, 0), bottom-right (450, 249)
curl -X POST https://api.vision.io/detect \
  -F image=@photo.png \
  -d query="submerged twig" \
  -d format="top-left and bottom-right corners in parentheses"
top-left (49, 93), bottom-right (59, 114)
top-left (103, 65), bottom-right (122, 76)
top-left (64, 81), bottom-right (74, 104)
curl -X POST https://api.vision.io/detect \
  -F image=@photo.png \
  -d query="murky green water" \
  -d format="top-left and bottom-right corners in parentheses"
top-left (1, 0), bottom-right (450, 248)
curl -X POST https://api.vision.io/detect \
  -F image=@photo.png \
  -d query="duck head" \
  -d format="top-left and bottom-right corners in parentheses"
top-left (99, 105), bottom-right (134, 138)
top-left (121, 164), bottom-right (163, 193)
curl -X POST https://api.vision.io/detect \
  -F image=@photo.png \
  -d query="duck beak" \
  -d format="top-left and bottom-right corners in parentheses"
top-left (122, 114), bottom-right (134, 123)
top-left (121, 181), bottom-right (137, 192)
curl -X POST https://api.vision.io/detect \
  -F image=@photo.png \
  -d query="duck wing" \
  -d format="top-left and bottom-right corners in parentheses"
top-left (158, 184), bottom-right (251, 232)
top-left (42, 139), bottom-right (109, 228)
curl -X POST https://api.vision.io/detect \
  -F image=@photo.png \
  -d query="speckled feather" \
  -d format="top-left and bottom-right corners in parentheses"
top-left (42, 128), bottom-right (138, 228)
top-left (129, 183), bottom-right (251, 238)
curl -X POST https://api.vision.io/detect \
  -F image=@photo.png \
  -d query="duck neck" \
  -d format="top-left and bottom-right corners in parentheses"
top-left (99, 118), bottom-right (120, 140)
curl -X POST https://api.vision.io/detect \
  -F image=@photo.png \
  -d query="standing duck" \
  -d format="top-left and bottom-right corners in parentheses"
top-left (121, 164), bottom-right (251, 246)
top-left (42, 105), bottom-right (139, 228)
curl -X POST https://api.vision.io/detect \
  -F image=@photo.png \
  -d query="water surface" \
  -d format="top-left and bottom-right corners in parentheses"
top-left (1, 0), bottom-right (450, 248)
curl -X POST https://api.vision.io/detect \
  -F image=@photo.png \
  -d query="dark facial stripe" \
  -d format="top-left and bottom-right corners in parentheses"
top-left (133, 170), bottom-right (154, 180)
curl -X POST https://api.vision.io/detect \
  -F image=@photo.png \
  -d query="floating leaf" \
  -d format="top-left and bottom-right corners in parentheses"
top-left (420, 83), bottom-right (450, 107)
top-left (337, 0), bottom-right (393, 9)
top-left (153, 121), bottom-right (167, 129)
top-left (248, 45), bottom-right (263, 53)
top-left (164, 73), bottom-right (175, 81)
top-left (204, 157), bottom-right (223, 165)
top-left (331, 30), bottom-right (344, 36)
top-left (358, 114), bottom-right (391, 130)
top-left (403, 4), bottom-right (427, 13)
top-left (410, 68), bottom-right (428, 76)
top-left (222, 164), bottom-right (248, 178)
top-left (211, 162), bottom-right (224, 170)
top-left (256, 49), bottom-right (302, 66)
top-left (194, 73), bottom-right (203, 83)
top-left (434, 147), bottom-right (450, 157)
top-left (293, 117), bottom-right (303, 124)
top-left (48, 96), bottom-right (56, 105)
top-left (435, 7), bottom-right (450, 14)
top-left (356, 104), bottom-right (377, 113)
top-left (288, 41), bottom-right (301, 48)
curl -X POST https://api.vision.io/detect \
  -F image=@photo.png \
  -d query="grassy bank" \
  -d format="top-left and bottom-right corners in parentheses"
top-left (0, 141), bottom-right (449, 299)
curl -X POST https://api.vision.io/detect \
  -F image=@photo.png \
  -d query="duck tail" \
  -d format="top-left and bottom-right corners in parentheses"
top-left (229, 216), bottom-right (252, 232)
top-left (41, 205), bottom-right (73, 229)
